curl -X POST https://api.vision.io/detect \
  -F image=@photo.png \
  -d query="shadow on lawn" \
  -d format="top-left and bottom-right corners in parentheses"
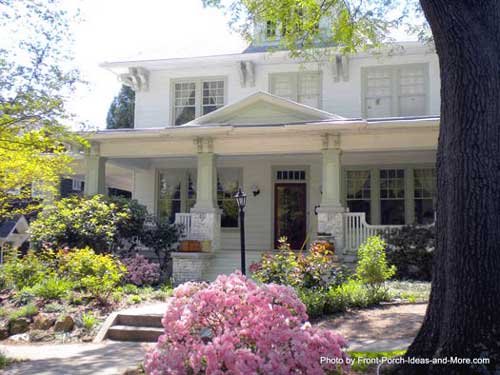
top-left (315, 302), bottom-right (427, 341)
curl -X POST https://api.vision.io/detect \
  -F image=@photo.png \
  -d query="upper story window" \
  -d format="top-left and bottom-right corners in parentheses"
top-left (362, 64), bottom-right (428, 118)
top-left (266, 20), bottom-right (277, 39)
top-left (269, 72), bottom-right (321, 108)
top-left (172, 78), bottom-right (226, 125)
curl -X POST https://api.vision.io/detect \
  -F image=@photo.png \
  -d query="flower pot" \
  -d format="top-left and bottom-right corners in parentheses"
top-left (180, 240), bottom-right (202, 252)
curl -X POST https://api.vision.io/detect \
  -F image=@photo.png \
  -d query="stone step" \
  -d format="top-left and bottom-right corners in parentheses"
top-left (115, 314), bottom-right (163, 328)
top-left (106, 325), bottom-right (164, 342)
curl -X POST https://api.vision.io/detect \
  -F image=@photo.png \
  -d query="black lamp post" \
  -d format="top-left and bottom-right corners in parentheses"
top-left (234, 188), bottom-right (247, 275)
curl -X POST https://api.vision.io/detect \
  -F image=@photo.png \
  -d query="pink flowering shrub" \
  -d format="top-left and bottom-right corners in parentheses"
top-left (144, 272), bottom-right (349, 375)
top-left (122, 254), bottom-right (160, 286)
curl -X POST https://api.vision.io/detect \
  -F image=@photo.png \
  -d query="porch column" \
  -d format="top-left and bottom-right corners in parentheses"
top-left (189, 138), bottom-right (221, 252)
top-left (84, 143), bottom-right (106, 196)
top-left (317, 134), bottom-right (346, 252)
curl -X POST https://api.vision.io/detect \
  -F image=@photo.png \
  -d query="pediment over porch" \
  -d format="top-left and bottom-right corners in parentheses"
top-left (184, 91), bottom-right (344, 126)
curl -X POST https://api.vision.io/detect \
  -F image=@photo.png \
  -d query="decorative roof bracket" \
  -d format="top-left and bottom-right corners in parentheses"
top-left (238, 61), bottom-right (256, 88)
top-left (332, 55), bottom-right (349, 82)
top-left (119, 67), bottom-right (150, 91)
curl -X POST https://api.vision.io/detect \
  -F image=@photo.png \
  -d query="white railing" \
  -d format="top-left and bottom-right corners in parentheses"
top-left (343, 212), bottom-right (402, 252)
top-left (175, 213), bottom-right (193, 240)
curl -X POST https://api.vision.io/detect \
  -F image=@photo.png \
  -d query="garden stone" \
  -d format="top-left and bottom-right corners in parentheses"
top-left (30, 330), bottom-right (55, 342)
top-left (54, 315), bottom-right (74, 332)
top-left (0, 324), bottom-right (9, 340)
top-left (9, 317), bottom-right (30, 335)
top-left (32, 314), bottom-right (56, 330)
top-left (9, 333), bottom-right (30, 341)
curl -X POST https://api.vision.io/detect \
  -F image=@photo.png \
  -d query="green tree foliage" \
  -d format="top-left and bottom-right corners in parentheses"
top-left (203, 0), bottom-right (429, 57)
top-left (0, 0), bottom-right (88, 217)
top-left (106, 85), bottom-right (135, 129)
top-left (29, 195), bottom-right (147, 253)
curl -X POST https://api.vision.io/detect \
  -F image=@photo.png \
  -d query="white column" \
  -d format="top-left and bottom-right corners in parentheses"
top-left (192, 152), bottom-right (217, 212)
top-left (189, 138), bottom-right (221, 253)
top-left (84, 143), bottom-right (106, 196)
top-left (317, 134), bottom-right (346, 252)
top-left (320, 148), bottom-right (343, 209)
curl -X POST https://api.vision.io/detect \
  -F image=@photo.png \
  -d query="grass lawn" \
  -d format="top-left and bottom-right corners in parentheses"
top-left (386, 280), bottom-right (431, 303)
top-left (349, 350), bottom-right (406, 373)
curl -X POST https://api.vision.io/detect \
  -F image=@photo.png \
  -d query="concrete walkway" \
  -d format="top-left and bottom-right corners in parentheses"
top-left (1, 341), bottom-right (151, 375)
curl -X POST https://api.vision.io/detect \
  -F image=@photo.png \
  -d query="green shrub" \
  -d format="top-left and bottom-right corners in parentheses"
top-left (29, 195), bottom-right (147, 253)
top-left (297, 289), bottom-right (328, 319)
top-left (0, 307), bottom-right (6, 318)
top-left (81, 312), bottom-right (97, 331)
top-left (44, 302), bottom-right (65, 313)
top-left (67, 292), bottom-right (84, 305)
top-left (139, 217), bottom-right (180, 273)
top-left (383, 225), bottom-right (435, 281)
top-left (12, 287), bottom-right (36, 306)
top-left (356, 236), bottom-right (396, 289)
top-left (33, 276), bottom-right (73, 300)
top-left (122, 283), bottom-right (139, 295)
top-left (128, 295), bottom-right (142, 304)
top-left (9, 303), bottom-right (38, 320)
top-left (251, 237), bottom-right (345, 290)
top-left (112, 291), bottom-right (123, 303)
top-left (58, 248), bottom-right (126, 303)
top-left (0, 351), bottom-right (11, 370)
top-left (2, 251), bottom-right (46, 289)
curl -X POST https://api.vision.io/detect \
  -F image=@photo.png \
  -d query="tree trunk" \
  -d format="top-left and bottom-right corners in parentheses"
top-left (400, 1), bottom-right (500, 374)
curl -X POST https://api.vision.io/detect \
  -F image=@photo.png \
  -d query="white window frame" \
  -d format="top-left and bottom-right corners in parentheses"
top-left (342, 165), bottom-right (436, 225)
top-left (268, 71), bottom-right (322, 109)
top-left (72, 179), bottom-right (83, 191)
top-left (170, 76), bottom-right (227, 126)
top-left (361, 63), bottom-right (429, 118)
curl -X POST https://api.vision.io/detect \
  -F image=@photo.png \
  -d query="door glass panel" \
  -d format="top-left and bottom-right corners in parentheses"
top-left (275, 184), bottom-right (306, 250)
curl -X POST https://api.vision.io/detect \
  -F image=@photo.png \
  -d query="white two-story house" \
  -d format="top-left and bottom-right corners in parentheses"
top-left (79, 24), bottom-right (440, 283)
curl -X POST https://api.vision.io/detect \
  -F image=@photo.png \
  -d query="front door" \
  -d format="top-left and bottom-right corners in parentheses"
top-left (274, 183), bottom-right (307, 250)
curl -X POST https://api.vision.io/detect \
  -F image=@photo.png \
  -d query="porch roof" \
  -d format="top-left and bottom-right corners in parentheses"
top-left (87, 115), bottom-right (439, 142)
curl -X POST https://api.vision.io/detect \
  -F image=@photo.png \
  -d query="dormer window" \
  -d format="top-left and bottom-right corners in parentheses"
top-left (266, 20), bottom-right (277, 39)
top-left (172, 78), bottom-right (226, 125)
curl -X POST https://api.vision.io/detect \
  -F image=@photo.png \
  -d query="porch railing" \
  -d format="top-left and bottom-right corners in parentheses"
top-left (343, 212), bottom-right (402, 252)
top-left (175, 213), bottom-right (193, 240)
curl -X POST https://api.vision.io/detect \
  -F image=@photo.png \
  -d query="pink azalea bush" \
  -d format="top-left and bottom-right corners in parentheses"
top-left (122, 254), bottom-right (160, 286)
top-left (144, 272), bottom-right (349, 375)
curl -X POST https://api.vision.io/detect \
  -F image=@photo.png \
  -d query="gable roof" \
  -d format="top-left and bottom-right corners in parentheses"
top-left (183, 91), bottom-right (344, 126)
top-left (0, 215), bottom-right (28, 238)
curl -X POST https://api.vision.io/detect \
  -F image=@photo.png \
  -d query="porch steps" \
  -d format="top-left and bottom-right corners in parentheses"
top-left (95, 304), bottom-right (167, 343)
top-left (203, 249), bottom-right (267, 281)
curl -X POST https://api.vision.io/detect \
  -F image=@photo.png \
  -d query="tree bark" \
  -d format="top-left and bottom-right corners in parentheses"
top-left (400, 1), bottom-right (500, 374)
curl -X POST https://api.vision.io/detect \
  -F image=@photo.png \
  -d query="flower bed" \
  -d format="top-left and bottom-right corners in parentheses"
top-left (144, 272), bottom-right (349, 375)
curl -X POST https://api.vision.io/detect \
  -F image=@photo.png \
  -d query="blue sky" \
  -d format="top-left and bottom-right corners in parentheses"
top-left (67, 0), bottom-right (247, 129)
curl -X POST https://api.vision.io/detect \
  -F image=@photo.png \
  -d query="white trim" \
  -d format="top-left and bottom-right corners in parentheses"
top-left (361, 63), bottom-right (430, 119)
top-left (185, 90), bottom-right (341, 126)
top-left (170, 76), bottom-right (228, 126)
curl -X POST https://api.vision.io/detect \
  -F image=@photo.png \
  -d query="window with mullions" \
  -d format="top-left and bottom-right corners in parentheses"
top-left (276, 170), bottom-right (306, 181)
top-left (217, 168), bottom-right (242, 228)
top-left (346, 170), bottom-right (371, 223)
top-left (158, 170), bottom-right (197, 223)
top-left (380, 169), bottom-right (405, 225)
top-left (269, 72), bottom-right (321, 108)
top-left (173, 79), bottom-right (225, 125)
top-left (414, 168), bottom-right (436, 224)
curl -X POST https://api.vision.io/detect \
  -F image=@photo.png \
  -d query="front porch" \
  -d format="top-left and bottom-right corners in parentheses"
top-left (81, 92), bottom-right (438, 283)
top-left (81, 146), bottom-right (436, 283)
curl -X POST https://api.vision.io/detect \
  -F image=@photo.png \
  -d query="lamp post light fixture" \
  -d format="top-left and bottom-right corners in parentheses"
top-left (234, 188), bottom-right (247, 275)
